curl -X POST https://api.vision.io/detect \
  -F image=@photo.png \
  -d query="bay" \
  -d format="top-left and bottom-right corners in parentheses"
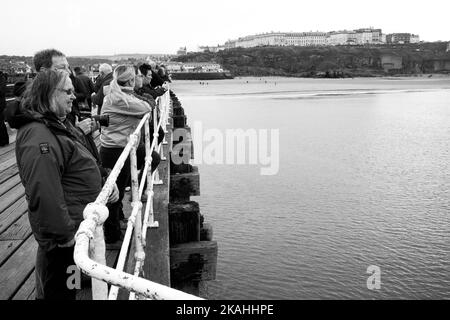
top-left (172, 77), bottom-right (450, 299)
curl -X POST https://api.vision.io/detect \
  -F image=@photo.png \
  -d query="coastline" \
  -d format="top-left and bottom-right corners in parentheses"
top-left (173, 73), bottom-right (450, 82)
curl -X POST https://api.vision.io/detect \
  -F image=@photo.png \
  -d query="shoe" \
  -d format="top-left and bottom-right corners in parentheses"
top-left (125, 186), bottom-right (131, 192)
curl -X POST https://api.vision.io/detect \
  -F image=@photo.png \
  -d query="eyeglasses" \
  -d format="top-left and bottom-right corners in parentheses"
top-left (53, 65), bottom-right (71, 73)
top-left (57, 88), bottom-right (75, 95)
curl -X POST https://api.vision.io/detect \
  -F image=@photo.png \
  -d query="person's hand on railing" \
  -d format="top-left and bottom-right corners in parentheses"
top-left (107, 183), bottom-right (119, 204)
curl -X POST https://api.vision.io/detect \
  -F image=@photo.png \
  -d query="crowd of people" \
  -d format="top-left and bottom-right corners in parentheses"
top-left (0, 48), bottom-right (172, 299)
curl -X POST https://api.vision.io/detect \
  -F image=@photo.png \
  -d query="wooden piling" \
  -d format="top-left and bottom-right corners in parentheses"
top-left (167, 102), bottom-right (217, 297)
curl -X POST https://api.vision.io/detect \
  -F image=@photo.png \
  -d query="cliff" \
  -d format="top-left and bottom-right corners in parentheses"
top-left (173, 42), bottom-right (450, 77)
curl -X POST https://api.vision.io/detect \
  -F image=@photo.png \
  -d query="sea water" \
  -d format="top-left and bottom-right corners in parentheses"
top-left (172, 77), bottom-right (450, 299)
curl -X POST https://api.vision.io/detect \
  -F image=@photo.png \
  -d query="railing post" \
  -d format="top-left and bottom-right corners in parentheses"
top-left (81, 203), bottom-right (110, 300)
top-left (144, 117), bottom-right (159, 229)
top-left (162, 94), bottom-right (169, 145)
top-left (163, 89), bottom-right (169, 134)
top-left (153, 100), bottom-right (163, 184)
top-left (108, 134), bottom-right (143, 300)
top-left (91, 225), bottom-right (108, 299)
top-left (159, 95), bottom-right (169, 157)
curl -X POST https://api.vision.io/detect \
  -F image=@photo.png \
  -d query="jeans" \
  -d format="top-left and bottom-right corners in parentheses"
top-left (100, 145), bottom-right (162, 242)
top-left (35, 245), bottom-right (77, 300)
top-left (100, 147), bottom-right (128, 243)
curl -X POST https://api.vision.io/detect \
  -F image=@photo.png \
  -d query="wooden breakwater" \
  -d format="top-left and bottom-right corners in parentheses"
top-left (0, 91), bottom-right (217, 299)
top-left (168, 92), bottom-right (218, 296)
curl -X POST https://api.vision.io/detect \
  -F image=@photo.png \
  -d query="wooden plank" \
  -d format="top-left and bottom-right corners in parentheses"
top-left (143, 121), bottom-right (172, 286)
top-left (170, 241), bottom-right (218, 283)
top-left (169, 202), bottom-right (201, 245)
top-left (170, 167), bottom-right (200, 202)
top-left (0, 143), bottom-right (15, 157)
top-left (172, 281), bottom-right (200, 297)
top-left (0, 240), bottom-right (22, 266)
top-left (170, 162), bottom-right (192, 175)
top-left (0, 183), bottom-right (25, 214)
top-left (0, 156), bottom-right (17, 174)
top-left (173, 115), bottom-right (187, 128)
top-left (0, 149), bottom-right (15, 165)
top-left (0, 198), bottom-right (27, 235)
top-left (0, 235), bottom-right (38, 300)
top-left (171, 139), bottom-right (193, 166)
top-left (0, 173), bottom-right (21, 197)
top-left (0, 212), bottom-right (32, 240)
top-left (12, 270), bottom-right (35, 300)
top-left (172, 106), bottom-right (184, 116)
top-left (200, 223), bottom-right (214, 242)
top-left (0, 164), bottom-right (18, 185)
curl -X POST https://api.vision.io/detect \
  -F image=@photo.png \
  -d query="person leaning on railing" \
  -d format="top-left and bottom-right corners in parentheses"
top-left (15, 70), bottom-right (118, 300)
top-left (138, 63), bottom-right (167, 100)
top-left (92, 63), bottom-right (114, 115)
top-left (99, 64), bottom-right (153, 243)
top-left (133, 68), bottom-right (163, 176)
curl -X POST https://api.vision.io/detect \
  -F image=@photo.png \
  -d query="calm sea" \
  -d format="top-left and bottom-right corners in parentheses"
top-left (172, 77), bottom-right (450, 299)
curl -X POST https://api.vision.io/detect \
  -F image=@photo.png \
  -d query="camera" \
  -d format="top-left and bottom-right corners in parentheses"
top-left (79, 111), bottom-right (110, 127)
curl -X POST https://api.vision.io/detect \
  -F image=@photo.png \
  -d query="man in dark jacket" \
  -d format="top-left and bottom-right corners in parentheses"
top-left (92, 63), bottom-right (113, 115)
top-left (73, 66), bottom-right (95, 109)
top-left (6, 50), bottom-right (99, 155)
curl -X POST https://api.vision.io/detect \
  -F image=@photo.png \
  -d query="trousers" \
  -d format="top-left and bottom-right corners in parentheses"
top-left (35, 245), bottom-right (77, 300)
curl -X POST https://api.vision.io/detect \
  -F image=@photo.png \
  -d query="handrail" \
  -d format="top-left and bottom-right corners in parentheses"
top-left (74, 86), bottom-right (203, 300)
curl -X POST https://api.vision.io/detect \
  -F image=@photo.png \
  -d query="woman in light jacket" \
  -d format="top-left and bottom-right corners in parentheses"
top-left (100, 65), bottom-right (152, 243)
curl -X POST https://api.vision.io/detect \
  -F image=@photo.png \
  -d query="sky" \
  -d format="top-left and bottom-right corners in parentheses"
top-left (0, 0), bottom-right (449, 56)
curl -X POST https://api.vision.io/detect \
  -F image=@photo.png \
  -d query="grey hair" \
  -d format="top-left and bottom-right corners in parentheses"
top-left (21, 69), bottom-right (68, 117)
top-left (99, 63), bottom-right (113, 75)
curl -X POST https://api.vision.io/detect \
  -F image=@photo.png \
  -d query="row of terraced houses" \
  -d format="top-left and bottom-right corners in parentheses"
top-left (199, 28), bottom-right (420, 52)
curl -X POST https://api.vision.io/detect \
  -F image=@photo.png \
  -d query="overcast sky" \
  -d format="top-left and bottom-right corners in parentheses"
top-left (0, 0), bottom-right (448, 56)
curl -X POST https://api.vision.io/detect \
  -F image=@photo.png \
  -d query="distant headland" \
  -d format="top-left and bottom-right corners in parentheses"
top-left (173, 42), bottom-right (450, 78)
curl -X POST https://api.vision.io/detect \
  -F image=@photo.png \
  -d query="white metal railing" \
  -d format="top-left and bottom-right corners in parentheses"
top-left (74, 86), bottom-right (202, 300)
